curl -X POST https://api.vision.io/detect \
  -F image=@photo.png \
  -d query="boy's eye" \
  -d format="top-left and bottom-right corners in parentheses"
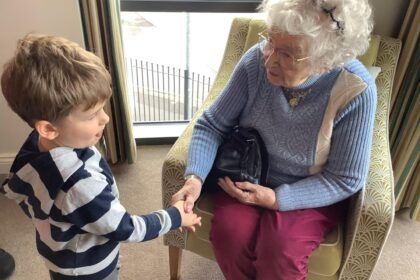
top-left (87, 112), bottom-right (98, 120)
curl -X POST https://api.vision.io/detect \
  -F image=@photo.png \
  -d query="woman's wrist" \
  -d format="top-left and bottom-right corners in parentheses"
top-left (184, 174), bottom-right (203, 185)
top-left (266, 188), bottom-right (279, 210)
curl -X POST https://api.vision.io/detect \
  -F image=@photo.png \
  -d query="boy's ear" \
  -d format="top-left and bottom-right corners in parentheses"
top-left (34, 120), bottom-right (59, 140)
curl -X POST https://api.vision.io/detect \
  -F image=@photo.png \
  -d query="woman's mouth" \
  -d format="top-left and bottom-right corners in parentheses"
top-left (268, 70), bottom-right (279, 77)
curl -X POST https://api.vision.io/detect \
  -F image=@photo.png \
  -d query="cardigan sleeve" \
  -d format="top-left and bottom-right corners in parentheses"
top-left (185, 47), bottom-right (259, 181)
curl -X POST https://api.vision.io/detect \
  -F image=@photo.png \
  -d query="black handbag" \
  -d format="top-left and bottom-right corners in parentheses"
top-left (203, 126), bottom-right (269, 192)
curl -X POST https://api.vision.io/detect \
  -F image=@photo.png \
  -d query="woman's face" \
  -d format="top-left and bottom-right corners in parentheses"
top-left (263, 31), bottom-right (312, 87)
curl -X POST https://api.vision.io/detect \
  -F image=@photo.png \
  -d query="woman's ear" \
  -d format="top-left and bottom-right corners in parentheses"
top-left (34, 120), bottom-right (59, 140)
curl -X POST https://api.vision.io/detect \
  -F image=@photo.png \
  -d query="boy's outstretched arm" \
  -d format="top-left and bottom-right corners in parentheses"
top-left (59, 177), bottom-right (196, 243)
top-left (173, 200), bottom-right (202, 232)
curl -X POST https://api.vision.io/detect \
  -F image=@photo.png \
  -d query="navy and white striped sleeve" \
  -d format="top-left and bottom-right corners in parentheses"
top-left (58, 176), bottom-right (181, 242)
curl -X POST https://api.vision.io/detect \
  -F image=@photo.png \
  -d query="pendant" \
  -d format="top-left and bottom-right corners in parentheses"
top-left (285, 88), bottom-right (312, 109)
top-left (289, 97), bottom-right (299, 108)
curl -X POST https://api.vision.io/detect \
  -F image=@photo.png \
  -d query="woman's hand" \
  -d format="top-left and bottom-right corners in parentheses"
top-left (218, 176), bottom-right (278, 210)
top-left (171, 176), bottom-right (202, 213)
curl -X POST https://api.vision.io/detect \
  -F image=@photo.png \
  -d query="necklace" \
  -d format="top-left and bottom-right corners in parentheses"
top-left (282, 87), bottom-right (312, 108)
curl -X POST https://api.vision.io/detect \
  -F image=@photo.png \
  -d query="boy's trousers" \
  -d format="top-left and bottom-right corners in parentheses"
top-left (49, 265), bottom-right (119, 280)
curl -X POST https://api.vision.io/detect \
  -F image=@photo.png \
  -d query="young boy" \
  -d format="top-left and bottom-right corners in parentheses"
top-left (0, 33), bottom-right (201, 280)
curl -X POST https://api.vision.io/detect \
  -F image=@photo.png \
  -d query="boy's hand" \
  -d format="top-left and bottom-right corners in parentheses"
top-left (173, 200), bottom-right (202, 232)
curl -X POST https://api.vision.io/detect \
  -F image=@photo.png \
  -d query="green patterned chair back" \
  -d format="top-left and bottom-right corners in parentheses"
top-left (162, 17), bottom-right (402, 280)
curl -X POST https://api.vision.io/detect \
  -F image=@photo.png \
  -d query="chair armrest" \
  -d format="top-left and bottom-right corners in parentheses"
top-left (339, 36), bottom-right (402, 280)
top-left (162, 17), bottom-right (253, 249)
top-left (161, 128), bottom-right (192, 248)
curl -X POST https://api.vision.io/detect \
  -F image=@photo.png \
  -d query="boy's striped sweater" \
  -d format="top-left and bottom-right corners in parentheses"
top-left (1, 131), bottom-right (181, 279)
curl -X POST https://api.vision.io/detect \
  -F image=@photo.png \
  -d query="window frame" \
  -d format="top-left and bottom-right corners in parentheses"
top-left (120, 0), bottom-right (261, 13)
top-left (121, 0), bottom-right (260, 140)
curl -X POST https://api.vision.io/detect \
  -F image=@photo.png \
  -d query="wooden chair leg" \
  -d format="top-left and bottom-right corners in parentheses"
top-left (169, 245), bottom-right (182, 280)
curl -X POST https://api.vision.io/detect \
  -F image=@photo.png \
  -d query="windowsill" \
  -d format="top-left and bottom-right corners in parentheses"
top-left (134, 122), bottom-right (188, 144)
top-left (121, 0), bottom-right (261, 12)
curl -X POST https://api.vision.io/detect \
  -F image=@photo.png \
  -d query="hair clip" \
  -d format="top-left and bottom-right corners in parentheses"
top-left (312, 0), bottom-right (345, 34)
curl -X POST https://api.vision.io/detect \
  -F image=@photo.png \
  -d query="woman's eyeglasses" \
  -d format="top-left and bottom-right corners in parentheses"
top-left (258, 32), bottom-right (310, 68)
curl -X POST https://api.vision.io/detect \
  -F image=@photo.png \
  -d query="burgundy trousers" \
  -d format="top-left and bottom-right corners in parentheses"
top-left (209, 191), bottom-right (345, 280)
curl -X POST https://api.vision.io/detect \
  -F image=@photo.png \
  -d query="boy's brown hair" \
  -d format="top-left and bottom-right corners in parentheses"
top-left (1, 33), bottom-right (112, 127)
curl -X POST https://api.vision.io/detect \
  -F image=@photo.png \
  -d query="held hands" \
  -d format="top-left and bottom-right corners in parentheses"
top-left (171, 176), bottom-right (203, 231)
top-left (218, 176), bottom-right (279, 210)
top-left (171, 176), bottom-right (202, 213)
top-left (173, 200), bottom-right (202, 232)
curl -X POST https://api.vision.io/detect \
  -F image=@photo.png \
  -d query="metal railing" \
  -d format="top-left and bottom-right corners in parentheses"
top-left (126, 58), bottom-right (212, 122)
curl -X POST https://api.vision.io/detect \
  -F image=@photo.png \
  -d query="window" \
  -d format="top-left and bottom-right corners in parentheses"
top-left (121, 0), bottom-right (261, 13)
top-left (120, 0), bottom-right (260, 139)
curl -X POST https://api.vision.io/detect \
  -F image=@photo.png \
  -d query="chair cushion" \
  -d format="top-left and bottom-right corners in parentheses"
top-left (188, 193), bottom-right (343, 278)
top-left (358, 35), bottom-right (381, 67)
top-left (366, 66), bottom-right (382, 80)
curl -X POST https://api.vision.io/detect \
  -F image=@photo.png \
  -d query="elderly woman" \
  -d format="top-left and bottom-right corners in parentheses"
top-left (172, 0), bottom-right (376, 279)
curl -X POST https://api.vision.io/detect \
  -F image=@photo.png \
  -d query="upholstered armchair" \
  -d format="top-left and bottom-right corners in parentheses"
top-left (162, 17), bottom-right (401, 280)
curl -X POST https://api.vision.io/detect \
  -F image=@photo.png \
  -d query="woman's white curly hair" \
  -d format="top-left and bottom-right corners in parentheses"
top-left (259, 0), bottom-right (374, 72)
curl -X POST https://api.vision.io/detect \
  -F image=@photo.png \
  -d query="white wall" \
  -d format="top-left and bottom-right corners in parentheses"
top-left (0, 0), bottom-right (84, 173)
top-left (371, 0), bottom-right (410, 37)
top-left (0, 0), bottom-right (409, 174)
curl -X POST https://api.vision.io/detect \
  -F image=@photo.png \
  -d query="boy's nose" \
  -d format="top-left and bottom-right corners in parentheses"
top-left (100, 110), bottom-right (110, 125)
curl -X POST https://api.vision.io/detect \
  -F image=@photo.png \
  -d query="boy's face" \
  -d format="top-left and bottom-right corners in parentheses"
top-left (51, 101), bottom-right (110, 149)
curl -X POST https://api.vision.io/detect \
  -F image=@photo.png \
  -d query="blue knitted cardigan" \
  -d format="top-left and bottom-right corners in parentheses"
top-left (186, 45), bottom-right (377, 211)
